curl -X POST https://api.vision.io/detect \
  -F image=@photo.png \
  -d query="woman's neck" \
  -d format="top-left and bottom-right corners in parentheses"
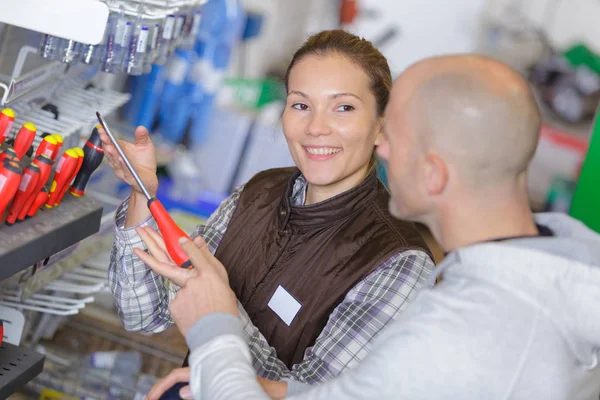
top-left (305, 164), bottom-right (371, 205)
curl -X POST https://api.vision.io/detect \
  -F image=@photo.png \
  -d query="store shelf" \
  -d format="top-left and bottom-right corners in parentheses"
top-left (0, 59), bottom-right (67, 107)
top-left (0, 0), bottom-right (109, 45)
top-left (0, 195), bottom-right (103, 282)
top-left (0, 342), bottom-right (45, 399)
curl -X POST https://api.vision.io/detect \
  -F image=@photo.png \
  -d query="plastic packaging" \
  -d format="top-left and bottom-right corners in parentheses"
top-left (39, 34), bottom-right (60, 60)
top-left (181, 9), bottom-right (202, 50)
top-left (80, 25), bottom-right (107, 65)
top-left (155, 14), bottom-right (175, 65)
top-left (125, 24), bottom-right (149, 75)
top-left (173, 13), bottom-right (186, 49)
top-left (144, 23), bottom-right (160, 73)
top-left (101, 13), bottom-right (119, 73)
top-left (103, 6), bottom-right (131, 74)
top-left (187, 0), bottom-right (246, 146)
top-left (59, 39), bottom-right (81, 65)
top-left (158, 48), bottom-right (196, 143)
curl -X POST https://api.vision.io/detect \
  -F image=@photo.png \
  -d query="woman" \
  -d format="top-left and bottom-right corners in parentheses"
top-left (103, 29), bottom-right (434, 391)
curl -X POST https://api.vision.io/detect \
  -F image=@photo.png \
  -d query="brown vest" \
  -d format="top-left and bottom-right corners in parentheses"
top-left (213, 167), bottom-right (431, 367)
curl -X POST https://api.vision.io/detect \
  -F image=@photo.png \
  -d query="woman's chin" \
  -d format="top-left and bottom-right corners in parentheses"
top-left (300, 169), bottom-right (341, 187)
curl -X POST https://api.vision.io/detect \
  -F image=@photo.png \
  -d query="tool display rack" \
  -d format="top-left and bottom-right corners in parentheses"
top-left (0, 1), bottom-right (111, 396)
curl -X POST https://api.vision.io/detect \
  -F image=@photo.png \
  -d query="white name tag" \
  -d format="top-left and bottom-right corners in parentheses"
top-left (267, 285), bottom-right (302, 326)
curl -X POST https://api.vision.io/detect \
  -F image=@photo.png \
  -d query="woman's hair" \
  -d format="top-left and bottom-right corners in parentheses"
top-left (284, 29), bottom-right (392, 176)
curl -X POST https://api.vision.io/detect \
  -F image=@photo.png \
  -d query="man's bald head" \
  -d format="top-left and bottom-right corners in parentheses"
top-left (393, 55), bottom-right (541, 186)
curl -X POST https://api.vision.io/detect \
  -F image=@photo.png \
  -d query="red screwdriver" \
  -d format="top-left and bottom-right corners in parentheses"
top-left (45, 149), bottom-right (79, 208)
top-left (18, 154), bottom-right (52, 221)
top-left (54, 147), bottom-right (83, 207)
top-left (50, 133), bottom-right (63, 162)
top-left (0, 147), bottom-right (17, 163)
top-left (0, 108), bottom-right (15, 145)
top-left (26, 186), bottom-right (49, 219)
top-left (96, 112), bottom-right (192, 269)
top-left (35, 135), bottom-right (59, 159)
top-left (6, 162), bottom-right (40, 225)
top-left (0, 160), bottom-right (22, 219)
top-left (70, 125), bottom-right (104, 197)
top-left (14, 122), bottom-right (37, 160)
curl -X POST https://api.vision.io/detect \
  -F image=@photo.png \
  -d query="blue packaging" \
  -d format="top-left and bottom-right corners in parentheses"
top-left (172, 0), bottom-right (246, 146)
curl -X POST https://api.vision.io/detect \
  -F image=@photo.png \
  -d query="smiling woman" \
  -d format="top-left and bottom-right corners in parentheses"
top-left (105, 29), bottom-right (435, 397)
top-left (283, 30), bottom-right (391, 203)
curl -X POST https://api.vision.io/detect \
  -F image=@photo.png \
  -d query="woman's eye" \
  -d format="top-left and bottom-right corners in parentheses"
top-left (336, 105), bottom-right (355, 112)
top-left (292, 103), bottom-right (309, 111)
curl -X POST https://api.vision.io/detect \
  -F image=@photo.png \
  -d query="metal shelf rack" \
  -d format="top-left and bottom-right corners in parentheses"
top-left (0, 342), bottom-right (45, 399)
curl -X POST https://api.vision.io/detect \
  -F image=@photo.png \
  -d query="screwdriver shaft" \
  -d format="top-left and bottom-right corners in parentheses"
top-left (95, 112), bottom-right (151, 200)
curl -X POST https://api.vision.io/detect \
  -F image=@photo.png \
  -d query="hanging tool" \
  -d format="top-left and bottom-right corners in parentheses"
top-left (50, 133), bottom-right (63, 161)
top-left (70, 125), bottom-right (104, 197)
top-left (18, 154), bottom-right (52, 221)
top-left (0, 160), bottom-right (22, 219)
top-left (54, 147), bottom-right (83, 207)
top-left (96, 112), bottom-right (192, 269)
top-left (35, 134), bottom-right (59, 159)
top-left (45, 149), bottom-right (79, 208)
top-left (6, 162), bottom-right (40, 225)
top-left (0, 147), bottom-right (17, 163)
top-left (0, 108), bottom-right (15, 145)
top-left (13, 122), bottom-right (37, 160)
top-left (26, 186), bottom-right (49, 219)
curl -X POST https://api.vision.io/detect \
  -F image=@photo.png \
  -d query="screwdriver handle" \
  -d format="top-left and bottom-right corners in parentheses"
top-left (0, 161), bottom-right (22, 219)
top-left (18, 155), bottom-right (52, 221)
top-left (26, 186), bottom-right (49, 218)
top-left (6, 164), bottom-right (40, 225)
top-left (14, 122), bottom-right (36, 160)
top-left (148, 198), bottom-right (192, 269)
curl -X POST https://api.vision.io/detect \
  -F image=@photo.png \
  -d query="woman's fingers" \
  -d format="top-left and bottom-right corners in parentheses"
top-left (136, 227), bottom-right (171, 264)
top-left (144, 226), bottom-right (170, 257)
top-left (145, 368), bottom-right (191, 400)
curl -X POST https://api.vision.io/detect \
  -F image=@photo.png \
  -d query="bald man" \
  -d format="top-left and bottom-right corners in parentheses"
top-left (150, 55), bottom-right (600, 399)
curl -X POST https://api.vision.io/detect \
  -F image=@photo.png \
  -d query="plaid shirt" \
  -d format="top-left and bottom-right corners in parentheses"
top-left (108, 175), bottom-right (434, 384)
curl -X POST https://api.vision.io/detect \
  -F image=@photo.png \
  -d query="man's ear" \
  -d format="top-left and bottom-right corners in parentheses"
top-left (425, 153), bottom-right (448, 196)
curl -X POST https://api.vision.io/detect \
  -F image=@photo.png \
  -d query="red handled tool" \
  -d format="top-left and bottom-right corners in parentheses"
top-left (35, 134), bottom-right (59, 159)
top-left (14, 122), bottom-right (37, 160)
top-left (6, 162), bottom-right (40, 225)
top-left (45, 149), bottom-right (79, 208)
top-left (0, 160), bottom-right (22, 219)
top-left (54, 147), bottom-right (83, 206)
top-left (70, 125), bottom-right (104, 197)
top-left (0, 147), bottom-right (17, 163)
top-left (18, 154), bottom-right (52, 221)
top-left (50, 133), bottom-right (63, 162)
top-left (0, 108), bottom-right (15, 145)
top-left (96, 112), bottom-right (192, 269)
top-left (26, 186), bottom-right (49, 219)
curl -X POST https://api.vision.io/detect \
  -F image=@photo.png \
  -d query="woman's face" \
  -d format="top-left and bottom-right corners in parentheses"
top-left (282, 53), bottom-right (382, 188)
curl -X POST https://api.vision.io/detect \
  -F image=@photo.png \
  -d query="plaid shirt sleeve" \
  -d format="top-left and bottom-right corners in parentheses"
top-left (107, 185), bottom-right (244, 333)
top-left (242, 249), bottom-right (435, 383)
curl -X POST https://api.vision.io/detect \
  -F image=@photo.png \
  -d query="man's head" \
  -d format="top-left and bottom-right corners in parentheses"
top-left (377, 55), bottom-right (541, 223)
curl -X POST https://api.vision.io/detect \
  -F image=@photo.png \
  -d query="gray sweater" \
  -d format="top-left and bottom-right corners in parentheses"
top-left (186, 213), bottom-right (600, 399)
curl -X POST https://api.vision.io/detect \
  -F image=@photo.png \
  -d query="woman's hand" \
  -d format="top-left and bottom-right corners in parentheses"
top-left (97, 125), bottom-right (159, 198)
top-left (145, 368), bottom-right (287, 400)
top-left (133, 226), bottom-right (198, 287)
top-left (146, 367), bottom-right (192, 400)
